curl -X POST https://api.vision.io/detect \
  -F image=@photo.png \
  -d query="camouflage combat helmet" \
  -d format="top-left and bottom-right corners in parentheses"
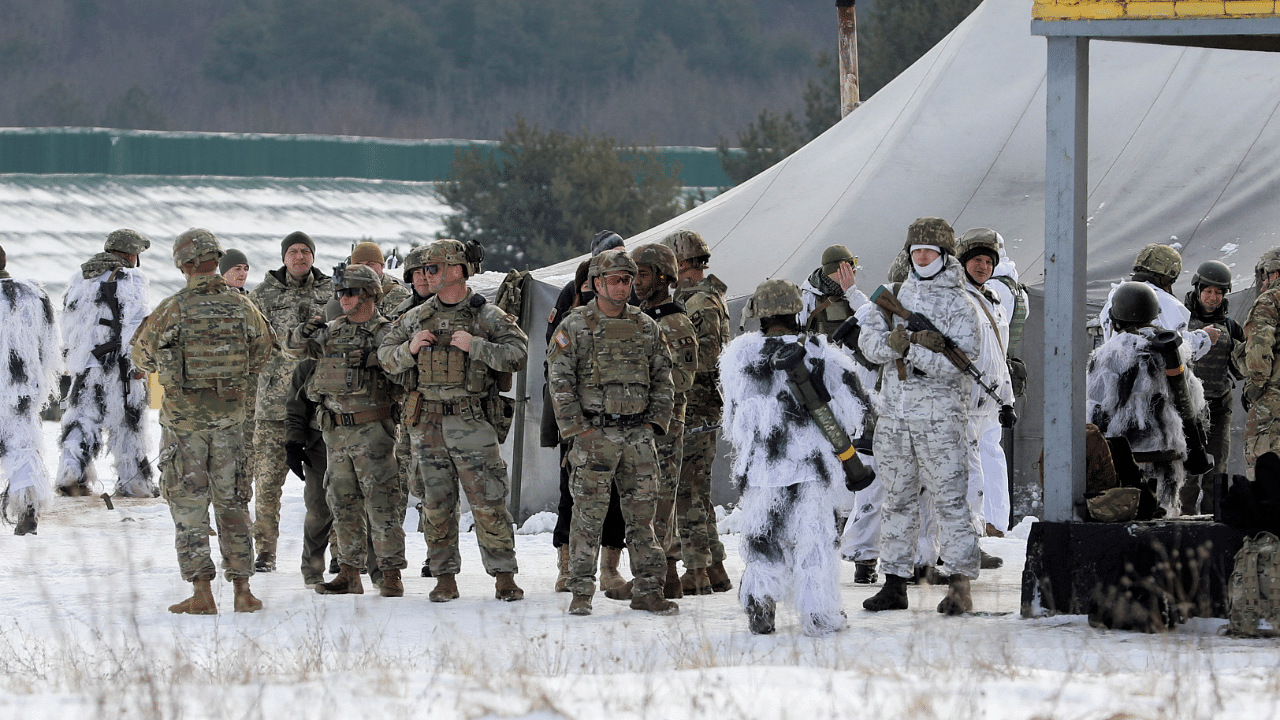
top-left (957, 228), bottom-right (1001, 264)
top-left (589, 248), bottom-right (637, 280)
top-left (745, 278), bottom-right (802, 320)
top-left (821, 244), bottom-right (856, 276)
top-left (106, 228), bottom-right (151, 255)
top-left (172, 228), bottom-right (223, 270)
top-left (1108, 281), bottom-right (1160, 325)
top-left (1132, 244), bottom-right (1182, 283)
top-left (632, 243), bottom-right (678, 283)
top-left (904, 217), bottom-right (957, 255)
top-left (333, 263), bottom-right (383, 299)
top-left (1191, 260), bottom-right (1232, 292)
top-left (1255, 247), bottom-right (1280, 288)
top-left (402, 245), bottom-right (431, 284)
top-left (662, 229), bottom-right (710, 267)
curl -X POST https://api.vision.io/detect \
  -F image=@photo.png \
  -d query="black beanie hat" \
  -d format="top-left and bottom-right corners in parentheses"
top-left (219, 248), bottom-right (249, 275)
top-left (281, 231), bottom-right (316, 260)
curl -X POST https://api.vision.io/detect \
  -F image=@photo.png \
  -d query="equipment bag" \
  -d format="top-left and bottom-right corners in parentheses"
top-left (1227, 531), bottom-right (1280, 637)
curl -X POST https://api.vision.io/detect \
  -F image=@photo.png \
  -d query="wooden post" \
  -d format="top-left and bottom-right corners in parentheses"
top-left (837, 0), bottom-right (860, 117)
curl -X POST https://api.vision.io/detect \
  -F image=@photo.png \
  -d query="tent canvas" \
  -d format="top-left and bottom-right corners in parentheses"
top-left (516, 0), bottom-right (1280, 522)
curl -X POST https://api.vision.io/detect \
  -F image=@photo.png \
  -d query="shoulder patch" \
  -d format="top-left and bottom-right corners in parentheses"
top-left (553, 329), bottom-right (570, 349)
top-left (470, 293), bottom-right (488, 308)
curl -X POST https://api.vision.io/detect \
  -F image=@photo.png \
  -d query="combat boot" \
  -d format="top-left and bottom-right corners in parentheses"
top-left (862, 574), bottom-right (909, 611)
top-left (688, 568), bottom-right (712, 595)
top-left (980, 550), bottom-right (1004, 569)
top-left (663, 558), bottom-right (684, 599)
top-left (495, 572), bottom-right (524, 601)
top-left (746, 596), bottom-right (775, 634)
top-left (853, 560), bottom-right (878, 585)
top-left (568, 593), bottom-right (593, 616)
top-left (429, 573), bottom-right (460, 602)
top-left (255, 551), bottom-right (276, 573)
top-left (599, 546), bottom-right (627, 592)
top-left (315, 564), bottom-right (364, 595)
top-left (554, 545), bottom-right (571, 593)
top-left (233, 577), bottom-right (263, 612)
top-left (937, 574), bottom-right (973, 616)
top-left (379, 569), bottom-right (404, 598)
top-left (169, 578), bottom-right (217, 615)
top-left (605, 580), bottom-right (633, 600)
top-left (13, 507), bottom-right (37, 536)
top-left (631, 592), bottom-right (679, 616)
top-left (57, 479), bottom-right (92, 497)
top-left (707, 561), bottom-right (733, 592)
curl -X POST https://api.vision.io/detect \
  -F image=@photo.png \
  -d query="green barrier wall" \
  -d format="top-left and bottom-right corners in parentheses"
top-left (0, 128), bottom-right (733, 187)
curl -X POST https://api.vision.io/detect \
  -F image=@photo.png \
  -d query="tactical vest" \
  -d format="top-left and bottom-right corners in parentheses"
top-left (413, 295), bottom-right (493, 395)
top-left (990, 275), bottom-right (1028, 355)
top-left (583, 306), bottom-right (652, 416)
top-left (805, 293), bottom-right (854, 339)
top-left (1189, 315), bottom-right (1234, 399)
top-left (173, 292), bottom-right (251, 390)
top-left (308, 318), bottom-right (392, 411)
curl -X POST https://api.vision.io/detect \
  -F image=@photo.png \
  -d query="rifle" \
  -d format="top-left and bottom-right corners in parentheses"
top-left (870, 285), bottom-right (1017, 428)
top-left (92, 270), bottom-right (133, 398)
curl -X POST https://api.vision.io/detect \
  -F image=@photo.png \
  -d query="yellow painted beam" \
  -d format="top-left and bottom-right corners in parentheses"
top-left (1034, 0), bottom-right (1280, 19)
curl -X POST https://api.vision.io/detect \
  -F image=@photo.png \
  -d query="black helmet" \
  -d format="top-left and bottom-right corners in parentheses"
top-left (1191, 260), bottom-right (1231, 292)
top-left (1109, 281), bottom-right (1160, 325)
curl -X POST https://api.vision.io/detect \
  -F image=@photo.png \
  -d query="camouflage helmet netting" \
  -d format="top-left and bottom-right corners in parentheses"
top-left (1255, 247), bottom-right (1280, 285)
top-left (402, 245), bottom-right (431, 283)
top-left (589, 248), bottom-right (638, 280)
top-left (1132, 244), bottom-right (1183, 282)
top-left (662, 229), bottom-right (710, 265)
top-left (746, 278), bottom-right (803, 320)
top-left (632, 243), bottom-right (678, 282)
top-left (172, 228), bottom-right (223, 269)
top-left (424, 239), bottom-right (468, 267)
top-left (957, 228), bottom-right (1001, 264)
top-left (904, 217), bottom-right (957, 255)
top-left (106, 229), bottom-right (151, 255)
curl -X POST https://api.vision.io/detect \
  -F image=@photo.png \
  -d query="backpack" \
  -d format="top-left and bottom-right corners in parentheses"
top-left (1227, 532), bottom-right (1280, 637)
top-left (990, 275), bottom-right (1029, 355)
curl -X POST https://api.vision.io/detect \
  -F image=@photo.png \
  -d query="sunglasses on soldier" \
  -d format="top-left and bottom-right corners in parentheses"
top-left (424, 264), bottom-right (442, 275)
top-left (336, 287), bottom-right (362, 298)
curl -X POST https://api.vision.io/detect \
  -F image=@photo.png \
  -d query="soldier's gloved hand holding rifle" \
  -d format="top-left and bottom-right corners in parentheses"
top-left (300, 316), bottom-right (326, 338)
top-left (872, 285), bottom-right (1018, 428)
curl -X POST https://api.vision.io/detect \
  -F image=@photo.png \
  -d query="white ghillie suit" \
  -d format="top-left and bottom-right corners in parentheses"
top-left (1087, 326), bottom-right (1207, 515)
top-left (0, 275), bottom-right (61, 524)
top-left (721, 332), bottom-right (869, 636)
top-left (56, 256), bottom-right (154, 497)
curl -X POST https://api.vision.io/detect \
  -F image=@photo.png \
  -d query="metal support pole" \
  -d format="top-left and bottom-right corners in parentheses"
top-left (837, 0), bottom-right (860, 117)
top-left (1043, 36), bottom-right (1090, 522)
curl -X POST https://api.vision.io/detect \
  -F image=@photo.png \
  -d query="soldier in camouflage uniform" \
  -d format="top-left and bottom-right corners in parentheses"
top-left (613, 243), bottom-right (698, 599)
top-left (662, 229), bottom-right (733, 594)
top-left (859, 217), bottom-right (982, 616)
top-left (1242, 248), bottom-right (1280, 478)
top-left (249, 231), bottom-right (333, 572)
top-left (351, 241), bottom-right (412, 318)
top-left (1183, 260), bottom-right (1243, 512)
top-left (132, 228), bottom-right (274, 614)
top-left (286, 264), bottom-right (407, 597)
top-left (547, 248), bottom-right (679, 616)
top-left (378, 239), bottom-right (526, 603)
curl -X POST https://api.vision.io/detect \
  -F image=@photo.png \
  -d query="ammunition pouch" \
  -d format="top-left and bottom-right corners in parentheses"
top-left (488, 394), bottom-right (515, 444)
top-left (312, 355), bottom-right (370, 395)
top-left (416, 345), bottom-right (469, 388)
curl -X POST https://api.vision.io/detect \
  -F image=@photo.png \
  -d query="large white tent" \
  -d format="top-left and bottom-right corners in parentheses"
top-left (517, 0), bottom-right (1280, 520)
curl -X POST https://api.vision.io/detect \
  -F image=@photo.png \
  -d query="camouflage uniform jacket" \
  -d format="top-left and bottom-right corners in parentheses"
top-left (249, 266), bottom-right (334, 421)
top-left (378, 274), bottom-right (412, 318)
top-left (673, 274), bottom-right (729, 418)
top-left (858, 257), bottom-right (981, 418)
top-left (641, 300), bottom-right (698, 427)
top-left (377, 287), bottom-right (527, 403)
top-left (1242, 280), bottom-right (1280, 394)
top-left (546, 299), bottom-right (675, 439)
top-left (131, 274), bottom-right (274, 431)
top-left (285, 313), bottom-right (396, 416)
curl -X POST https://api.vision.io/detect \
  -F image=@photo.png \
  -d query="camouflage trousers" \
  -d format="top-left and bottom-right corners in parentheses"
top-left (252, 419), bottom-right (289, 556)
top-left (412, 411), bottom-right (517, 577)
top-left (653, 421), bottom-right (684, 558)
top-left (567, 424), bottom-right (665, 598)
top-left (323, 420), bottom-right (406, 571)
top-left (1244, 388), bottom-right (1280, 480)
top-left (874, 411), bottom-right (980, 579)
top-left (676, 419), bottom-right (725, 569)
top-left (158, 425), bottom-right (254, 582)
top-left (1183, 393), bottom-right (1231, 513)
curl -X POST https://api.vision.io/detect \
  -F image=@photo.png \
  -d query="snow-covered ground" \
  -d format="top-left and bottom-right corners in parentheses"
top-left (3, 412), bottom-right (1279, 720)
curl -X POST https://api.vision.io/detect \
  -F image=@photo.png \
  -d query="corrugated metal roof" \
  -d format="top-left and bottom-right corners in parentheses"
top-left (0, 173), bottom-right (447, 304)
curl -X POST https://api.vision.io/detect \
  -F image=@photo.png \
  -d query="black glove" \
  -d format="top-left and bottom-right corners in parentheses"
top-left (285, 442), bottom-right (309, 479)
top-left (300, 316), bottom-right (326, 338)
